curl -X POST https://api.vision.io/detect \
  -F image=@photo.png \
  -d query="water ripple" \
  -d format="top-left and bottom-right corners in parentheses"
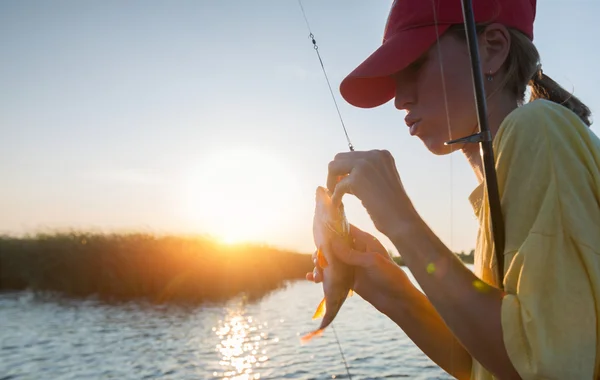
top-left (0, 273), bottom-right (454, 380)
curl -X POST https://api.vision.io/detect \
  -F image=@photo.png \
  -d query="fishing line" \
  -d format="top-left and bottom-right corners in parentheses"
top-left (430, 0), bottom-right (457, 375)
top-left (331, 323), bottom-right (352, 380)
top-left (431, 0), bottom-right (509, 373)
top-left (297, 0), bottom-right (355, 152)
top-left (430, 0), bottom-right (455, 256)
top-left (296, 2), bottom-right (354, 379)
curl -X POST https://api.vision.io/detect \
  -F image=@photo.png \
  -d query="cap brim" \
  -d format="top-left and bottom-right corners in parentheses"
top-left (340, 24), bottom-right (451, 109)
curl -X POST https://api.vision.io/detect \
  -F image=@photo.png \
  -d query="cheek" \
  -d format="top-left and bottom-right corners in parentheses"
top-left (419, 69), bottom-right (448, 116)
top-left (418, 69), bottom-right (457, 136)
top-left (435, 69), bottom-right (478, 132)
top-left (415, 67), bottom-right (476, 153)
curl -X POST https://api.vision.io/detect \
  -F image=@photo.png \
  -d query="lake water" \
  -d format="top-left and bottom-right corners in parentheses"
top-left (0, 266), bottom-right (460, 380)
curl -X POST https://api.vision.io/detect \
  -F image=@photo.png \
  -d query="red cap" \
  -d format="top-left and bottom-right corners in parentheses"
top-left (340, 0), bottom-right (537, 108)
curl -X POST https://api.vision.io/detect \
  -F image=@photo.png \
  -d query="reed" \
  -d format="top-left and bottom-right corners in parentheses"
top-left (0, 232), bottom-right (475, 304)
top-left (0, 232), bottom-right (314, 304)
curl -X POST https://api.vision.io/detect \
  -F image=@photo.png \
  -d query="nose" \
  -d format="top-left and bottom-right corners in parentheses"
top-left (393, 79), bottom-right (416, 111)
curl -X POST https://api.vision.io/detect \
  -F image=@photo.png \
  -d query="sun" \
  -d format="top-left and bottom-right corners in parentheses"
top-left (180, 148), bottom-right (300, 245)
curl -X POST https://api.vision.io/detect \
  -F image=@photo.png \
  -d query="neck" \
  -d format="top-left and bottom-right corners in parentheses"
top-left (461, 94), bottom-right (518, 184)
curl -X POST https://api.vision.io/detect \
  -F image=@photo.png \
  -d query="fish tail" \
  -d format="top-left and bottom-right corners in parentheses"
top-left (300, 328), bottom-right (325, 344)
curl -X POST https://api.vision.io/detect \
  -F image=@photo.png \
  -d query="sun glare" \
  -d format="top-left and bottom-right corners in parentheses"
top-left (181, 148), bottom-right (299, 245)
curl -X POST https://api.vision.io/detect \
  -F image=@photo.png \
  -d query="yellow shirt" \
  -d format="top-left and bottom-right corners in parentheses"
top-left (469, 99), bottom-right (600, 380)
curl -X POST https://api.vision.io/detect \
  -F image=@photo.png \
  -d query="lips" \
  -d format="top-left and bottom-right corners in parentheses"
top-left (405, 116), bottom-right (421, 136)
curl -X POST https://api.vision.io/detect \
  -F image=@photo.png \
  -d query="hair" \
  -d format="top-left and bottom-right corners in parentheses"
top-left (446, 24), bottom-right (592, 127)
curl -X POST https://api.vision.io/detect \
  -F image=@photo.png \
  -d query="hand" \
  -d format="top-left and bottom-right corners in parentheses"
top-left (306, 224), bottom-right (408, 306)
top-left (327, 150), bottom-right (418, 239)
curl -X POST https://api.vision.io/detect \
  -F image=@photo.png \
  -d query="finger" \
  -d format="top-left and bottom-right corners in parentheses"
top-left (312, 250), bottom-right (321, 269)
top-left (312, 268), bottom-right (323, 283)
top-left (313, 262), bottom-right (323, 277)
top-left (348, 224), bottom-right (387, 256)
top-left (379, 150), bottom-right (401, 182)
top-left (331, 175), bottom-right (354, 207)
top-left (310, 249), bottom-right (324, 280)
top-left (330, 234), bottom-right (372, 267)
top-left (306, 270), bottom-right (322, 283)
top-left (311, 249), bottom-right (325, 271)
top-left (348, 224), bottom-right (370, 251)
top-left (363, 235), bottom-right (387, 254)
top-left (327, 158), bottom-right (355, 193)
top-left (331, 151), bottom-right (356, 161)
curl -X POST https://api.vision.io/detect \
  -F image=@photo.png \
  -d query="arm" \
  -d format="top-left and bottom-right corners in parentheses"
top-left (327, 229), bottom-right (473, 379)
top-left (326, 102), bottom-right (600, 380)
top-left (388, 219), bottom-right (520, 380)
top-left (370, 258), bottom-right (473, 380)
top-left (387, 102), bottom-right (600, 380)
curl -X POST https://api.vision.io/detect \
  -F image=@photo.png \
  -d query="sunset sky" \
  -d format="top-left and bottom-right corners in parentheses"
top-left (1, 0), bottom-right (598, 255)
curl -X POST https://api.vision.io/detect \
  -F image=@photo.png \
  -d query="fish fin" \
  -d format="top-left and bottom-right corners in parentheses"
top-left (311, 297), bottom-right (326, 320)
top-left (347, 289), bottom-right (354, 297)
top-left (317, 246), bottom-right (329, 268)
top-left (300, 328), bottom-right (325, 345)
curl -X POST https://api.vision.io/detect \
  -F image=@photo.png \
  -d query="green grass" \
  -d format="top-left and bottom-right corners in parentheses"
top-left (0, 232), bottom-right (314, 304)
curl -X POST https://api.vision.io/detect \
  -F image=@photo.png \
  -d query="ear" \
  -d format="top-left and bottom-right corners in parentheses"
top-left (479, 23), bottom-right (511, 76)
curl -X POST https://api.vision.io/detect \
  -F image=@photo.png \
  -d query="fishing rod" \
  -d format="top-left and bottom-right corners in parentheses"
top-left (445, 0), bottom-right (506, 287)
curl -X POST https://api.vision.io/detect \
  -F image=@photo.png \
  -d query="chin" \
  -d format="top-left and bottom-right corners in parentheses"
top-left (419, 136), bottom-right (455, 156)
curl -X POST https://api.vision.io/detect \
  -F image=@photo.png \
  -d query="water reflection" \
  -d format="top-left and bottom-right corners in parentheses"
top-left (0, 277), bottom-right (460, 379)
top-left (213, 304), bottom-right (269, 379)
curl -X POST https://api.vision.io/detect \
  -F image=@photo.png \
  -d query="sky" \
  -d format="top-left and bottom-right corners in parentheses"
top-left (1, 0), bottom-right (599, 255)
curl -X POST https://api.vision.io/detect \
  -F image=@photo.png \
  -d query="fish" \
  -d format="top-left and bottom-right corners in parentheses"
top-left (300, 185), bottom-right (355, 344)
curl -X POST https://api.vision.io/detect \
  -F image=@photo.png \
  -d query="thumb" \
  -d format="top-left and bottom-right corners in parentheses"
top-left (348, 224), bottom-right (386, 253)
top-left (330, 234), bottom-right (372, 267)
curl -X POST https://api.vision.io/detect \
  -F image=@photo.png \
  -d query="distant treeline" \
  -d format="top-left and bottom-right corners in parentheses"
top-left (0, 233), bottom-right (475, 304)
top-left (0, 232), bottom-right (314, 304)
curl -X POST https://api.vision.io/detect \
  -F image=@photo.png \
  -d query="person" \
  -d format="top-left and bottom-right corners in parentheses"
top-left (305, 0), bottom-right (600, 379)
